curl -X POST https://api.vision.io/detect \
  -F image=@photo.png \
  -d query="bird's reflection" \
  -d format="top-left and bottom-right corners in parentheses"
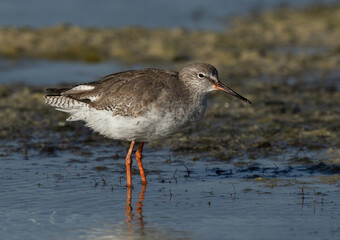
top-left (125, 184), bottom-right (146, 237)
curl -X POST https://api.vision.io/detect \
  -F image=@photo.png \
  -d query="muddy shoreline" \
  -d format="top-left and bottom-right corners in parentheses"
top-left (1, 76), bottom-right (339, 166)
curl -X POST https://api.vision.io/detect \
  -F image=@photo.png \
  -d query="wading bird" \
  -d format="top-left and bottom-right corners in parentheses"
top-left (45, 63), bottom-right (251, 187)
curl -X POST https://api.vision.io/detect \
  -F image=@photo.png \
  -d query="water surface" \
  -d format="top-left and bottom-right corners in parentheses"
top-left (0, 0), bottom-right (338, 30)
top-left (1, 141), bottom-right (340, 240)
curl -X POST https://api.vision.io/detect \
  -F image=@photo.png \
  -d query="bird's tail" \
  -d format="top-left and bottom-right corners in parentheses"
top-left (45, 87), bottom-right (89, 114)
top-left (45, 95), bottom-right (86, 109)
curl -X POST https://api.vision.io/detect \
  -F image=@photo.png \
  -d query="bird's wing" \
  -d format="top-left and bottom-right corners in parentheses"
top-left (59, 68), bottom-right (179, 117)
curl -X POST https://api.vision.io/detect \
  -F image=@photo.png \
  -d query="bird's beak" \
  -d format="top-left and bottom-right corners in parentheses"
top-left (214, 81), bottom-right (251, 104)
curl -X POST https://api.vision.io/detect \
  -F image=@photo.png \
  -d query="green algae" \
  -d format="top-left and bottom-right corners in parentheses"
top-left (93, 166), bottom-right (109, 171)
top-left (316, 174), bottom-right (340, 185)
top-left (1, 75), bottom-right (338, 164)
top-left (0, 85), bottom-right (64, 138)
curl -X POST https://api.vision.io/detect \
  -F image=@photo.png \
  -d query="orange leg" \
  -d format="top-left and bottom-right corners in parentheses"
top-left (135, 142), bottom-right (147, 185)
top-left (125, 141), bottom-right (135, 188)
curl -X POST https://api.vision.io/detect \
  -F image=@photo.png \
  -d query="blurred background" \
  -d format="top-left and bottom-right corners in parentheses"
top-left (0, 0), bottom-right (338, 29)
top-left (0, 1), bottom-right (340, 240)
top-left (0, 0), bottom-right (339, 85)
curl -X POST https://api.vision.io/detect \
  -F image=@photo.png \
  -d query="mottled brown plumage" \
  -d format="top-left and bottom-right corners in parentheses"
top-left (47, 68), bottom-right (192, 117)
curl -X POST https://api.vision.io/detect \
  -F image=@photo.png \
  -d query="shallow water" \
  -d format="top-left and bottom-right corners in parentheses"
top-left (0, 59), bottom-right (146, 85)
top-left (1, 141), bottom-right (340, 240)
top-left (0, 0), bottom-right (338, 30)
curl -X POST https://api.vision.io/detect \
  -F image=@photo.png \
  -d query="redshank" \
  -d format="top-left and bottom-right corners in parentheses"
top-left (45, 63), bottom-right (251, 187)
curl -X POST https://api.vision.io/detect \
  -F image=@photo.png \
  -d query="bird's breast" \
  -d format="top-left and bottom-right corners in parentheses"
top-left (183, 97), bottom-right (207, 124)
top-left (157, 94), bottom-right (207, 127)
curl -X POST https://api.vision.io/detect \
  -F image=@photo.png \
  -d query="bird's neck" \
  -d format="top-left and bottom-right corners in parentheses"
top-left (182, 83), bottom-right (209, 104)
top-left (181, 85), bottom-right (208, 118)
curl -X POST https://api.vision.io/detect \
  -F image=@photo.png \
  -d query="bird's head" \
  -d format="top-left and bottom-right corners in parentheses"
top-left (179, 63), bottom-right (251, 104)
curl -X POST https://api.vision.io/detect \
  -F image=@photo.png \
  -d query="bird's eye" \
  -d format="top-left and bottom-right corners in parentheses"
top-left (198, 73), bottom-right (205, 78)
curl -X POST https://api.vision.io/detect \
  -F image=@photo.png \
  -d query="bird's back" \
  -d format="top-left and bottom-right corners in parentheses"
top-left (45, 68), bottom-right (186, 117)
